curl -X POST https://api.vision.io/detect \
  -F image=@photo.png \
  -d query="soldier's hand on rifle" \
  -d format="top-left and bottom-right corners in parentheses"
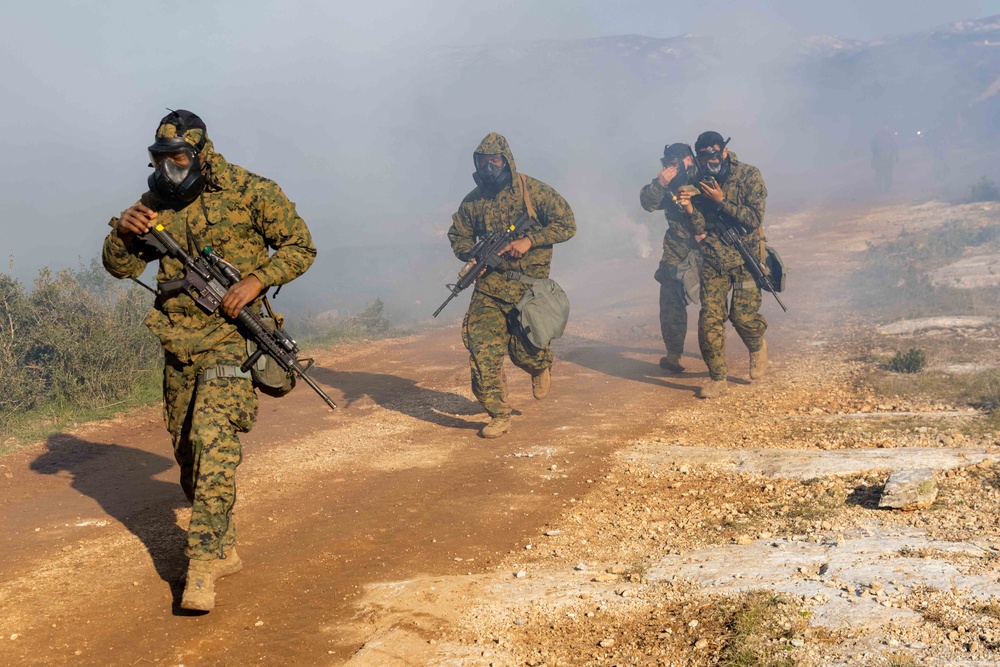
top-left (695, 233), bottom-right (707, 243)
top-left (657, 164), bottom-right (679, 188)
top-left (116, 203), bottom-right (158, 240)
top-left (463, 258), bottom-right (489, 279)
top-left (699, 179), bottom-right (725, 204)
top-left (221, 275), bottom-right (263, 318)
top-left (502, 237), bottom-right (532, 259)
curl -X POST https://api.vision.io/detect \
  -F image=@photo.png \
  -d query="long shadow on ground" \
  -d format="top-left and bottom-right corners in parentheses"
top-left (559, 341), bottom-right (708, 394)
top-left (30, 435), bottom-right (188, 595)
top-left (310, 368), bottom-right (484, 431)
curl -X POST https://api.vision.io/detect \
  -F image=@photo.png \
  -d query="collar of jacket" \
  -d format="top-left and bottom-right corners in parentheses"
top-left (203, 150), bottom-right (232, 192)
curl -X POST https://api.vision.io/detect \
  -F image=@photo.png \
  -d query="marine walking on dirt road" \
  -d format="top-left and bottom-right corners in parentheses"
top-left (639, 142), bottom-right (703, 374)
top-left (447, 132), bottom-right (576, 439)
top-left (101, 110), bottom-right (317, 611)
top-left (674, 131), bottom-right (769, 398)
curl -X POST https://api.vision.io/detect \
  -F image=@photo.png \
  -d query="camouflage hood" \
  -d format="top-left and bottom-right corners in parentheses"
top-left (199, 139), bottom-right (228, 190)
top-left (474, 132), bottom-right (518, 181)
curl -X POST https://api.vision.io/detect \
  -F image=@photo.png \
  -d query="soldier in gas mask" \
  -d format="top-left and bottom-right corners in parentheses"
top-left (675, 131), bottom-right (769, 398)
top-left (101, 110), bottom-right (317, 611)
top-left (640, 142), bottom-right (702, 373)
top-left (447, 132), bottom-right (576, 439)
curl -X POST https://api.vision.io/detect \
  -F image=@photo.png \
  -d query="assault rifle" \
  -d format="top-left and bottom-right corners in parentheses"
top-left (717, 221), bottom-right (788, 313)
top-left (140, 223), bottom-right (338, 410)
top-left (432, 212), bottom-right (536, 317)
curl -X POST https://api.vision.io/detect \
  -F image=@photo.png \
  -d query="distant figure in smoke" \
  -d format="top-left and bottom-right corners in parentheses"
top-left (675, 131), bottom-right (769, 398)
top-left (639, 142), bottom-right (702, 373)
top-left (871, 124), bottom-right (900, 191)
top-left (447, 133), bottom-right (576, 439)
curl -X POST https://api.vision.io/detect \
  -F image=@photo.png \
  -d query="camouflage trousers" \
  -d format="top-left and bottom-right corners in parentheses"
top-left (698, 262), bottom-right (767, 381)
top-left (462, 290), bottom-right (552, 418)
top-left (658, 274), bottom-right (688, 357)
top-left (163, 346), bottom-right (257, 560)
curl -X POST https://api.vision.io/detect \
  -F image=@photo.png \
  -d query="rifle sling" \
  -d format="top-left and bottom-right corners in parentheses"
top-left (517, 172), bottom-right (537, 221)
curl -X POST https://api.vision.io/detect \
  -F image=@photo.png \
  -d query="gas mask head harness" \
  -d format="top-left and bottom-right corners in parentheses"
top-left (695, 131), bottom-right (731, 180)
top-left (147, 109), bottom-right (208, 205)
top-left (473, 152), bottom-right (512, 194)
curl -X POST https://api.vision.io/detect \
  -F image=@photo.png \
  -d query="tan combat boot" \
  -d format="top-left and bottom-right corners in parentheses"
top-left (749, 340), bottom-right (769, 380)
top-left (215, 547), bottom-right (243, 579)
top-left (181, 558), bottom-right (217, 612)
top-left (698, 379), bottom-right (728, 399)
top-left (531, 368), bottom-right (551, 400)
top-left (481, 416), bottom-right (512, 439)
top-left (659, 354), bottom-right (684, 373)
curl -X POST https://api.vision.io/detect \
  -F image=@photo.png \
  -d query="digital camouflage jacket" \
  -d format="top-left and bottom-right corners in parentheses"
top-left (639, 176), bottom-right (699, 267)
top-left (447, 133), bottom-right (576, 304)
top-left (102, 141), bottom-right (317, 363)
top-left (688, 153), bottom-right (768, 272)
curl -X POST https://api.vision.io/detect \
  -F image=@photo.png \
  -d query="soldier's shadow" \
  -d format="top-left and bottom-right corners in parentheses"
top-left (31, 434), bottom-right (188, 595)
top-left (310, 368), bottom-right (484, 430)
top-left (560, 342), bottom-right (714, 396)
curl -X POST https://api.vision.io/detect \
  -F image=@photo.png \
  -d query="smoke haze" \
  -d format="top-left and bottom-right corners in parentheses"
top-left (2, 0), bottom-right (1000, 319)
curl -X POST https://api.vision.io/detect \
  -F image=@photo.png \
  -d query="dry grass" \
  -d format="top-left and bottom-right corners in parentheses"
top-left (718, 591), bottom-right (810, 667)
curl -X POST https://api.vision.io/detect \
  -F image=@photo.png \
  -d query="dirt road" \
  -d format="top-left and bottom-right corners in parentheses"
top-left (4, 199), bottom-right (996, 666)
top-left (0, 235), bottom-right (760, 666)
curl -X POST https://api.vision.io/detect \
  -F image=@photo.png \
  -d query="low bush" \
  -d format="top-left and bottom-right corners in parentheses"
top-left (969, 176), bottom-right (1000, 203)
top-left (887, 348), bottom-right (927, 374)
top-left (0, 261), bottom-right (160, 436)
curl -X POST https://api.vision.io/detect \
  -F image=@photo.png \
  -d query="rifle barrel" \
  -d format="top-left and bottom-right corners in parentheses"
top-left (433, 291), bottom-right (458, 318)
top-left (295, 366), bottom-right (339, 410)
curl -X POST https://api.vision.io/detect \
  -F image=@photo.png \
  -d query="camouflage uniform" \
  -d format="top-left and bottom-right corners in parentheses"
top-left (102, 126), bottom-right (316, 560)
top-left (448, 133), bottom-right (576, 418)
top-left (688, 153), bottom-right (768, 381)
top-left (639, 177), bottom-right (699, 359)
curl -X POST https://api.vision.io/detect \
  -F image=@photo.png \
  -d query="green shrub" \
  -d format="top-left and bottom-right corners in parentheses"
top-left (344, 298), bottom-right (394, 336)
top-left (0, 261), bottom-right (159, 434)
top-left (0, 273), bottom-right (46, 421)
top-left (969, 176), bottom-right (1000, 203)
top-left (887, 348), bottom-right (927, 373)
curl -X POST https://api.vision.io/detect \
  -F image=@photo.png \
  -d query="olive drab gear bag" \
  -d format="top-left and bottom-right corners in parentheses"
top-left (509, 273), bottom-right (571, 354)
top-left (654, 249), bottom-right (702, 305)
top-left (506, 172), bottom-right (570, 354)
top-left (762, 244), bottom-right (787, 293)
top-left (246, 299), bottom-right (296, 398)
top-left (754, 222), bottom-right (788, 294)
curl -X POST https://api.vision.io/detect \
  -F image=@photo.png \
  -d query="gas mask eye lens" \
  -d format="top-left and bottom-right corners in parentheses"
top-left (476, 154), bottom-right (504, 169)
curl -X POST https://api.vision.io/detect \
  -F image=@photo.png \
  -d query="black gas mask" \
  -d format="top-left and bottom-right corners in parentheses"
top-left (147, 110), bottom-right (208, 205)
top-left (697, 146), bottom-right (730, 181)
top-left (148, 144), bottom-right (206, 205)
top-left (473, 153), bottom-right (512, 194)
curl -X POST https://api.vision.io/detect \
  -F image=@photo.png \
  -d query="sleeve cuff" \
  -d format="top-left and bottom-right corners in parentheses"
top-left (648, 179), bottom-right (668, 196)
top-left (248, 268), bottom-right (272, 289)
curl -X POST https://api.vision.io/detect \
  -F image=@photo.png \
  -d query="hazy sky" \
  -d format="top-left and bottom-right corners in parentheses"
top-left (2, 0), bottom-right (999, 283)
